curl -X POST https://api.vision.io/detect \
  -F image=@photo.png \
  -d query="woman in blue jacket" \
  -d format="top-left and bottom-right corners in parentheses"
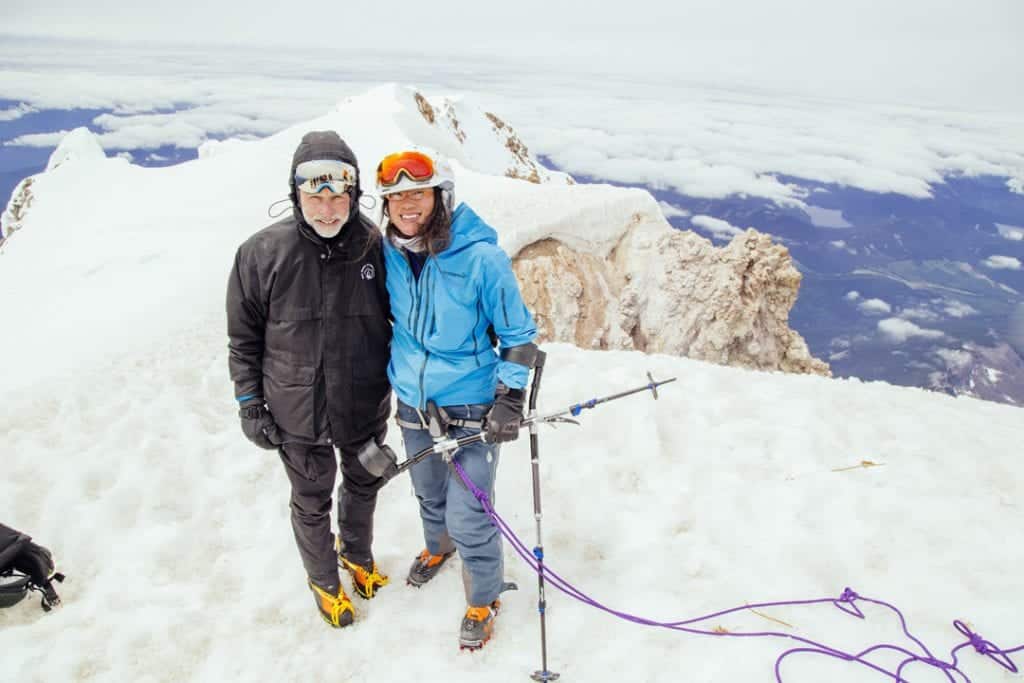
top-left (376, 149), bottom-right (538, 650)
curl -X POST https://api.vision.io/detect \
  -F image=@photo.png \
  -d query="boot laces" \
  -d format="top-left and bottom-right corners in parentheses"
top-left (416, 549), bottom-right (447, 569)
top-left (311, 582), bottom-right (353, 626)
top-left (341, 556), bottom-right (390, 597)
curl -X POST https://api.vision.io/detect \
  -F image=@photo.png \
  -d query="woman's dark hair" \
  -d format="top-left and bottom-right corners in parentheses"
top-left (383, 187), bottom-right (451, 255)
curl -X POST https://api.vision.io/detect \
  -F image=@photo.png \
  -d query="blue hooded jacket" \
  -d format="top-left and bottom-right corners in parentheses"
top-left (384, 203), bottom-right (537, 409)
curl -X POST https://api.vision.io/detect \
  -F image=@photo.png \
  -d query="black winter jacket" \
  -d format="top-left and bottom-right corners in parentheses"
top-left (226, 214), bottom-right (392, 447)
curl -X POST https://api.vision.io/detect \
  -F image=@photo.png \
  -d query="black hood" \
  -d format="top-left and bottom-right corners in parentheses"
top-left (289, 130), bottom-right (362, 229)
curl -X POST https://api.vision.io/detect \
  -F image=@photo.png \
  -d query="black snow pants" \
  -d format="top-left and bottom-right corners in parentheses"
top-left (278, 441), bottom-right (385, 589)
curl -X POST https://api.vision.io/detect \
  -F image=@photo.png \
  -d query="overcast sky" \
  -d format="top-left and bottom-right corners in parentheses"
top-left (6, 0), bottom-right (1020, 45)
top-left (3, 0), bottom-right (1023, 109)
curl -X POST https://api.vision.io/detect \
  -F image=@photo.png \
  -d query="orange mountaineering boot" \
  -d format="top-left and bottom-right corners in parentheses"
top-left (308, 579), bottom-right (355, 628)
top-left (459, 599), bottom-right (500, 650)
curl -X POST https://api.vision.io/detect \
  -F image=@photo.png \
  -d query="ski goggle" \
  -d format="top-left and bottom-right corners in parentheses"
top-left (294, 159), bottom-right (356, 194)
top-left (376, 151), bottom-right (435, 188)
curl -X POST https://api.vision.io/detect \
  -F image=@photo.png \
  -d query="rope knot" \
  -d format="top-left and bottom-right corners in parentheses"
top-left (954, 620), bottom-right (991, 654)
top-left (839, 587), bottom-right (859, 602)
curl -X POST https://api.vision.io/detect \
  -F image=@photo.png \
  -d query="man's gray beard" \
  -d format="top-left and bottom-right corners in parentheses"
top-left (304, 211), bottom-right (344, 238)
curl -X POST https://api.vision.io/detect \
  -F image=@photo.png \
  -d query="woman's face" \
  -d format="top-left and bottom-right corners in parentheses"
top-left (387, 189), bottom-right (435, 237)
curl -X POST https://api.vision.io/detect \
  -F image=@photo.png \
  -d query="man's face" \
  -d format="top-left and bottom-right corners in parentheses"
top-left (299, 187), bottom-right (351, 238)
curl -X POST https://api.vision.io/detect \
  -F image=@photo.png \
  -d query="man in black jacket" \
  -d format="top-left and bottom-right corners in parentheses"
top-left (226, 131), bottom-right (393, 628)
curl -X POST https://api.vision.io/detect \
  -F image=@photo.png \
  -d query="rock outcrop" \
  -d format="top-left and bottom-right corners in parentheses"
top-left (511, 195), bottom-right (830, 376)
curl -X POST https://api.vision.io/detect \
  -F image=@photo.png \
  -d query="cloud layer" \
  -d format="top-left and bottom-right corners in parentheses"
top-left (1, 36), bottom-right (1023, 206)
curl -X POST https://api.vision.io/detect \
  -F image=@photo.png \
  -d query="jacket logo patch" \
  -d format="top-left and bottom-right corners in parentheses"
top-left (360, 263), bottom-right (376, 281)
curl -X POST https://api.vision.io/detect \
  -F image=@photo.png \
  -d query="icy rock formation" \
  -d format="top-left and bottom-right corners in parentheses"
top-left (45, 126), bottom-right (107, 170)
top-left (353, 84), bottom-right (572, 186)
top-left (511, 194), bottom-right (830, 376)
top-left (0, 177), bottom-right (33, 247)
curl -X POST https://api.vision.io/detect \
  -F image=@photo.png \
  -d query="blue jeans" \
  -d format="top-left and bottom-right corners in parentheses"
top-left (396, 400), bottom-right (502, 606)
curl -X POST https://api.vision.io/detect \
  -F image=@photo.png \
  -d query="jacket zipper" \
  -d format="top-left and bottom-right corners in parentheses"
top-left (416, 260), bottom-right (434, 408)
top-left (318, 245), bottom-right (331, 443)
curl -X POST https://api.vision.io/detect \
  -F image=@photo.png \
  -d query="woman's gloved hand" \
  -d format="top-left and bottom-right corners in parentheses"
top-left (483, 384), bottom-right (525, 443)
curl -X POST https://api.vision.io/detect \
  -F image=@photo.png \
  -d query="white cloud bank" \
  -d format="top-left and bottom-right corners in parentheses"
top-left (878, 318), bottom-right (945, 344)
top-left (691, 215), bottom-right (745, 241)
top-left (0, 102), bottom-right (36, 121)
top-left (996, 223), bottom-right (1024, 241)
top-left (804, 205), bottom-right (852, 228)
top-left (942, 300), bottom-right (978, 318)
top-left (658, 201), bottom-right (689, 219)
top-left (983, 255), bottom-right (1022, 270)
top-left (900, 306), bottom-right (940, 322)
top-left (858, 298), bottom-right (892, 315)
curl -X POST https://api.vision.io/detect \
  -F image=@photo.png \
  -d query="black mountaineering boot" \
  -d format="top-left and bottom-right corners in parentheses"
top-left (407, 548), bottom-right (455, 587)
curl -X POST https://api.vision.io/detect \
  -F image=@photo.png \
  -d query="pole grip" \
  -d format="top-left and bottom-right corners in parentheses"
top-left (529, 349), bottom-right (547, 411)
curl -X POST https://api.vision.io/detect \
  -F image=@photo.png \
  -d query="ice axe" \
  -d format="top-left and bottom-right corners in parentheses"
top-left (356, 368), bottom-right (677, 480)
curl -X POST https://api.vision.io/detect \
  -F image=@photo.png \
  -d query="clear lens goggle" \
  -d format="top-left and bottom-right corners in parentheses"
top-left (294, 159), bottom-right (356, 194)
top-left (376, 151), bottom-right (435, 188)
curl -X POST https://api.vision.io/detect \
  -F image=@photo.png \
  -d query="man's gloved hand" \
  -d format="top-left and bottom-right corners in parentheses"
top-left (483, 384), bottom-right (526, 443)
top-left (356, 438), bottom-right (400, 481)
top-left (12, 540), bottom-right (63, 610)
top-left (239, 399), bottom-right (281, 450)
top-left (12, 541), bottom-right (56, 587)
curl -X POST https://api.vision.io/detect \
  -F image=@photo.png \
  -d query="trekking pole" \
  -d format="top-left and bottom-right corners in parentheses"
top-left (527, 350), bottom-right (558, 681)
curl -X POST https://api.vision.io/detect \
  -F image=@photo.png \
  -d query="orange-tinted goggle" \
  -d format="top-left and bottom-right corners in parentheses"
top-left (376, 151), bottom-right (435, 188)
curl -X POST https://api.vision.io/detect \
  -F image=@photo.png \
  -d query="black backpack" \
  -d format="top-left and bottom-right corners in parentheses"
top-left (0, 523), bottom-right (64, 611)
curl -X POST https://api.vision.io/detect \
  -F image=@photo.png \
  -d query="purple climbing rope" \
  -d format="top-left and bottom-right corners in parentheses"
top-left (452, 460), bottom-right (1023, 683)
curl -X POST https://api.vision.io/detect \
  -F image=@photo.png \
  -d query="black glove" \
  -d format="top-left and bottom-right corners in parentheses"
top-left (12, 540), bottom-right (63, 610)
top-left (12, 541), bottom-right (55, 587)
top-left (355, 438), bottom-right (400, 481)
top-left (483, 384), bottom-right (525, 443)
top-left (239, 399), bottom-right (280, 450)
